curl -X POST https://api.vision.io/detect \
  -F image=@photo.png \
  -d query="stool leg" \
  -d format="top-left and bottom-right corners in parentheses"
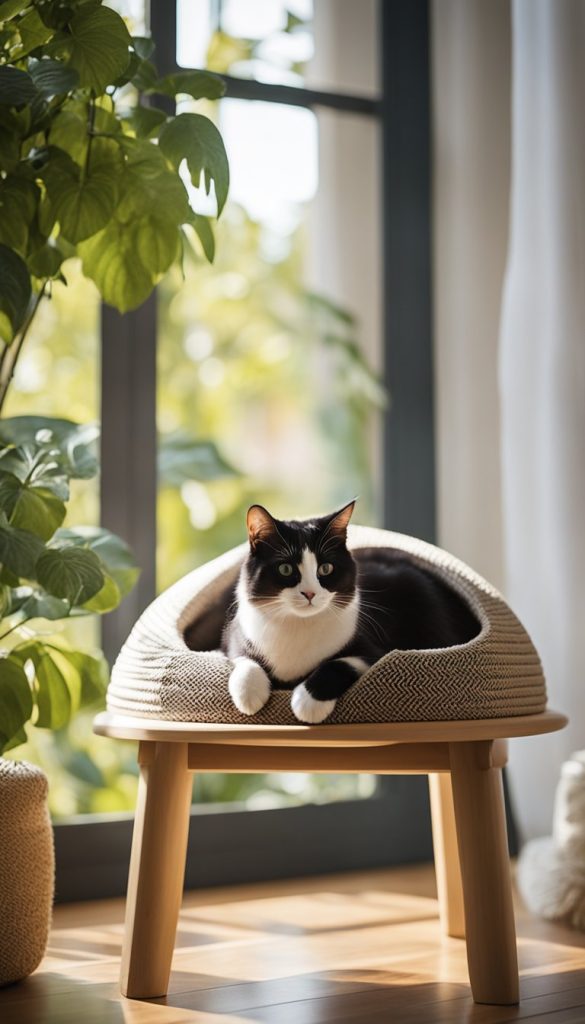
top-left (120, 741), bottom-right (192, 999)
top-left (429, 772), bottom-right (465, 938)
top-left (449, 742), bottom-right (519, 1005)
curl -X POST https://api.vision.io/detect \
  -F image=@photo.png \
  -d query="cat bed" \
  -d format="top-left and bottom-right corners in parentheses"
top-left (107, 525), bottom-right (547, 725)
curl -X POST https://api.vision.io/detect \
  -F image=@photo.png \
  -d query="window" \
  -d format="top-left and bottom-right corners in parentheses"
top-left (9, 0), bottom-right (435, 900)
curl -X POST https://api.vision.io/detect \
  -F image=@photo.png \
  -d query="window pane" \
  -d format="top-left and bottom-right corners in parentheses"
top-left (176, 0), bottom-right (380, 97)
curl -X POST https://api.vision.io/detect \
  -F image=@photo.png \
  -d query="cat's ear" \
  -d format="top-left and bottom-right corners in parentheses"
top-left (247, 505), bottom-right (278, 551)
top-left (325, 499), bottom-right (356, 540)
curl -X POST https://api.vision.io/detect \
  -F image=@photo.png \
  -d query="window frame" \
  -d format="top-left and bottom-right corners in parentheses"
top-left (53, 0), bottom-right (436, 903)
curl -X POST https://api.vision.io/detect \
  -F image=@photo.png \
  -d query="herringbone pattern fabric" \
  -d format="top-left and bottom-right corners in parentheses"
top-left (107, 526), bottom-right (547, 724)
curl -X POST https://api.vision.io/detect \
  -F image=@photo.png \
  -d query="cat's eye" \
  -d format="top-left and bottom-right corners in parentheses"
top-left (278, 563), bottom-right (293, 577)
top-left (318, 562), bottom-right (334, 577)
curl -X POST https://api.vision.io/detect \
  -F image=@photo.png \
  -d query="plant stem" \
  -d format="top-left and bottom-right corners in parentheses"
top-left (0, 281), bottom-right (48, 416)
top-left (0, 615), bottom-right (27, 643)
top-left (83, 93), bottom-right (96, 181)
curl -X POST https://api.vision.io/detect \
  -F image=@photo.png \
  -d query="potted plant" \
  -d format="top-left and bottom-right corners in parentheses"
top-left (0, 0), bottom-right (229, 984)
top-left (0, 415), bottom-right (139, 985)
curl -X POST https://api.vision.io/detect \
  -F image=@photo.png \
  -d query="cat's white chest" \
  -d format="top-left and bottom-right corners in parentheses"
top-left (237, 593), bottom-right (359, 681)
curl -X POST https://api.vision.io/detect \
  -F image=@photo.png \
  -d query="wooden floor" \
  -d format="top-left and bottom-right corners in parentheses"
top-left (1, 863), bottom-right (584, 1023)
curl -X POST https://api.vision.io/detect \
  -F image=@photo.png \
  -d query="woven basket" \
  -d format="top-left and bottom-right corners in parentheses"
top-left (107, 525), bottom-right (547, 725)
top-left (0, 759), bottom-right (54, 987)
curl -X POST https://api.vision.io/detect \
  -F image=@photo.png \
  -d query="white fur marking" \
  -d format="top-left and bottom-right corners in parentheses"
top-left (291, 682), bottom-right (336, 724)
top-left (236, 564), bottom-right (359, 682)
top-left (228, 657), bottom-right (271, 715)
top-left (338, 656), bottom-right (369, 676)
top-left (299, 548), bottom-right (319, 598)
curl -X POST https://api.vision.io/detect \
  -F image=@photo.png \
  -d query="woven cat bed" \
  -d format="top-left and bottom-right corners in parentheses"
top-left (107, 525), bottom-right (547, 725)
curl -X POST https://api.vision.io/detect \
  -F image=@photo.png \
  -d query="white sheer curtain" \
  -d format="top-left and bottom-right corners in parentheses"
top-left (433, 0), bottom-right (585, 840)
top-left (500, 0), bottom-right (585, 839)
top-left (432, 0), bottom-right (510, 592)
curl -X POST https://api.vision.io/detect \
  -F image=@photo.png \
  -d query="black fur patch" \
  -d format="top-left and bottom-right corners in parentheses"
top-left (304, 659), bottom-right (362, 701)
top-left (245, 513), bottom-right (356, 607)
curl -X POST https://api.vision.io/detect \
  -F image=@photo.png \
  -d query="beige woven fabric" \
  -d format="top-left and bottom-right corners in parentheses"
top-left (0, 759), bottom-right (54, 986)
top-left (107, 525), bottom-right (547, 724)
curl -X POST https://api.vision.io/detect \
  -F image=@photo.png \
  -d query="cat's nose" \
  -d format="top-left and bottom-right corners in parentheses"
top-left (301, 590), bottom-right (315, 604)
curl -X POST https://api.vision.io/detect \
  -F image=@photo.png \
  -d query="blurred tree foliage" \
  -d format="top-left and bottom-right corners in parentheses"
top-left (158, 204), bottom-right (384, 589)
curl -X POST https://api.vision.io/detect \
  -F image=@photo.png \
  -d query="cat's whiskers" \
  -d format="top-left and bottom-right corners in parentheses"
top-left (356, 603), bottom-right (388, 644)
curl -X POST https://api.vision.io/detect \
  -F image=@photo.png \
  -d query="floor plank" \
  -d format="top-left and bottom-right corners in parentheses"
top-left (0, 864), bottom-right (584, 1023)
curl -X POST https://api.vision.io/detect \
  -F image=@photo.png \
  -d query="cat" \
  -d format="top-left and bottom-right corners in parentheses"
top-left (221, 500), bottom-right (479, 723)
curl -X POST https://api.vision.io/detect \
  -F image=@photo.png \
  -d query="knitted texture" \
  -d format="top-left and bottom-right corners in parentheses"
top-left (0, 759), bottom-right (54, 986)
top-left (107, 526), bottom-right (547, 724)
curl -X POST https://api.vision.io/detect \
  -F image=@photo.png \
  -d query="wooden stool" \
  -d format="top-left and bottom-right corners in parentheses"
top-left (94, 709), bottom-right (566, 1005)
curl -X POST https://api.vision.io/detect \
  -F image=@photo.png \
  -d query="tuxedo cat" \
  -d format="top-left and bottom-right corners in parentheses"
top-left (221, 501), bottom-right (478, 723)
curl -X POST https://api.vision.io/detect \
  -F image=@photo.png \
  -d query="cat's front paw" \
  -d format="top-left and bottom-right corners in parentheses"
top-left (291, 683), bottom-right (336, 724)
top-left (229, 658), bottom-right (271, 715)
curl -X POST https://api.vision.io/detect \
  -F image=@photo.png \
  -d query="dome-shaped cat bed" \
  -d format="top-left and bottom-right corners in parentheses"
top-left (106, 524), bottom-right (549, 724)
top-left (107, 526), bottom-right (547, 725)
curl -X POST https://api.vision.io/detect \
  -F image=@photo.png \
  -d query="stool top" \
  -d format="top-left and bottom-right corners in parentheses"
top-left (94, 709), bottom-right (567, 747)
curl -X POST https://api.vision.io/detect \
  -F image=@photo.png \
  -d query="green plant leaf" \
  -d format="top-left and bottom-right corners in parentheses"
top-left (21, 591), bottom-right (70, 620)
top-left (159, 112), bottom-right (229, 216)
top-left (78, 138), bottom-right (191, 309)
top-left (158, 432), bottom-right (239, 487)
top-left (16, 643), bottom-right (73, 728)
top-left (13, 9), bottom-right (52, 57)
top-left (152, 69), bottom-right (225, 101)
top-left (2, 726), bottom-right (27, 752)
top-left (131, 35), bottom-right (155, 60)
top-left (27, 237), bottom-right (66, 277)
top-left (56, 525), bottom-right (139, 598)
top-left (131, 57), bottom-right (157, 92)
top-left (0, 243), bottom-right (31, 342)
top-left (0, 65), bottom-right (36, 106)
top-left (0, 469), bottom-right (66, 540)
top-left (116, 138), bottom-right (190, 222)
top-left (0, 0), bottom-right (31, 20)
top-left (79, 217), bottom-right (155, 312)
top-left (0, 515), bottom-right (44, 575)
top-left (0, 564), bottom-right (19, 587)
top-left (47, 109), bottom-right (86, 162)
top-left (0, 125), bottom-right (20, 171)
top-left (44, 157), bottom-right (119, 244)
top-left (48, 106), bottom-right (121, 166)
top-left (0, 416), bottom-right (99, 479)
top-left (123, 104), bottom-right (167, 139)
top-left (0, 441), bottom-right (69, 499)
top-left (189, 213), bottom-right (215, 263)
top-left (36, 546), bottom-right (104, 604)
top-left (29, 58), bottom-right (79, 98)
top-left (0, 176), bottom-right (39, 254)
top-left (64, 4), bottom-right (132, 94)
top-left (82, 572), bottom-right (120, 612)
top-left (50, 646), bottom-right (107, 707)
top-left (0, 654), bottom-right (32, 753)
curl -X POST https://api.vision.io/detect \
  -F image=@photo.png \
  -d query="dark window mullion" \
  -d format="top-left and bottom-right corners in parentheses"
top-left (100, 296), bottom-right (158, 662)
top-left (381, 0), bottom-right (435, 541)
